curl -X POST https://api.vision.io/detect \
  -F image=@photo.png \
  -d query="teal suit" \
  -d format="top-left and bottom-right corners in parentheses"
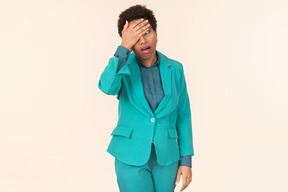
top-left (98, 50), bottom-right (194, 167)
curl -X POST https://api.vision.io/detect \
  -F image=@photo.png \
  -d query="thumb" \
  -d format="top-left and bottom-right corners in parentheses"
top-left (122, 20), bottom-right (128, 32)
top-left (175, 171), bottom-right (181, 185)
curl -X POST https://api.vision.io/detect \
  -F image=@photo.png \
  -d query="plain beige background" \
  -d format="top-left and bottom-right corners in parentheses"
top-left (1, 0), bottom-right (288, 191)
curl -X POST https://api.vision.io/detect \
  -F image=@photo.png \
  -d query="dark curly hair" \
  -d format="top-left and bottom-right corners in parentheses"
top-left (117, 4), bottom-right (157, 37)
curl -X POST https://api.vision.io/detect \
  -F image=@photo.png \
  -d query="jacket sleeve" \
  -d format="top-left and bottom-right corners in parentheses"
top-left (176, 64), bottom-right (194, 157)
top-left (98, 47), bottom-right (131, 96)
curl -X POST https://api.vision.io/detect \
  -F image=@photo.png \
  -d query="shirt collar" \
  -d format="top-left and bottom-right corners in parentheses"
top-left (135, 52), bottom-right (159, 68)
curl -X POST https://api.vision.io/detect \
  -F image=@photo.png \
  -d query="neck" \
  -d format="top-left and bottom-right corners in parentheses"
top-left (137, 52), bottom-right (158, 67)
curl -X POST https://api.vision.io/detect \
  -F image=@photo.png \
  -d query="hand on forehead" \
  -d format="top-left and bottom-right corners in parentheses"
top-left (129, 18), bottom-right (150, 27)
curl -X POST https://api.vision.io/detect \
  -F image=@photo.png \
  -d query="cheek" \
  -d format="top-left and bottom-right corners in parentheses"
top-left (152, 36), bottom-right (157, 43)
top-left (152, 38), bottom-right (157, 46)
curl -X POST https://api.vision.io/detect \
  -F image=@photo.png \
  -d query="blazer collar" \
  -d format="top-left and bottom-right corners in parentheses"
top-left (125, 50), bottom-right (173, 117)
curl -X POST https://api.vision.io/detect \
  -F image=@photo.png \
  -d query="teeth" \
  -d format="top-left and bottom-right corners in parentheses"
top-left (143, 47), bottom-right (150, 51)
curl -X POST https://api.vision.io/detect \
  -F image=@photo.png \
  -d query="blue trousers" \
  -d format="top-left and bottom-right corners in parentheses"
top-left (114, 143), bottom-right (179, 192)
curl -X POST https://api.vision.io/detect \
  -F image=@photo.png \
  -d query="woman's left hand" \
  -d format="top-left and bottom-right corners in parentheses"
top-left (175, 166), bottom-right (192, 192)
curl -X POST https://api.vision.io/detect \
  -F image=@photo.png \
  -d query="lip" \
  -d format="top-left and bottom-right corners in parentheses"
top-left (141, 46), bottom-right (151, 51)
top-left (140, 46), bottom-right (152, 54)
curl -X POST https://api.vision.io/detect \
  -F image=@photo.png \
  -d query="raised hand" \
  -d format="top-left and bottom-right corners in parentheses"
top-left (121, 18), bottom-right (150, 50)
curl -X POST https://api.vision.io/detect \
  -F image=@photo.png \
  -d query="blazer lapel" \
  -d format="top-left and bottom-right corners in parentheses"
top-left (154, 51), bottom-right (173, 116)
top-left (127, 53), bottom-right (154, 116)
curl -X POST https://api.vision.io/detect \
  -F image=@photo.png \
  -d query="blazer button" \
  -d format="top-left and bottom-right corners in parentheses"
top-left (151, 118), bottom-right (155, 122)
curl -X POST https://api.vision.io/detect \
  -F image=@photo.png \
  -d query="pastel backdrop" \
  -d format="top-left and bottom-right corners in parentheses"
top-left (0, 0), bottom-right (287, 191)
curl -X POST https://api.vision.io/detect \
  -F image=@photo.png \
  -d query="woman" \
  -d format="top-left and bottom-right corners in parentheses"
top-left (98, 4), bottom-right (194, 192)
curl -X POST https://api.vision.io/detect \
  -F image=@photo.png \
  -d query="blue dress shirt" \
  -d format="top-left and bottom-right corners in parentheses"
top-left (114, 45), bottom-right (192, 167)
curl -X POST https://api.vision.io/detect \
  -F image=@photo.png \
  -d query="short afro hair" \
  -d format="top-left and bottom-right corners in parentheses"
top-left (117, 4), bottom-right (157, 37)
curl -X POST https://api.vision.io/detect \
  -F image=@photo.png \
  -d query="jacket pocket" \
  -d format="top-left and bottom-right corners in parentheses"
top-left (168, 128), bottom-right (178, 139)
top-left (110, 126), bottom-right (134, 138)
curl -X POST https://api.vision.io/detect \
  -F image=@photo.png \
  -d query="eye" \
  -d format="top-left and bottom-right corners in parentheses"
top-left (145, 29), bottom-right (151, 35)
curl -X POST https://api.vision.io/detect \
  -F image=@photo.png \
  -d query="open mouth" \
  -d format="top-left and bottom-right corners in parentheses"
top-left (141, 46), bottom-right (151, 54)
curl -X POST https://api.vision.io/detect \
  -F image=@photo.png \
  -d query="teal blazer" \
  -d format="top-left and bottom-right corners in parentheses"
top-left (98, 50), bottom-right (194, 166)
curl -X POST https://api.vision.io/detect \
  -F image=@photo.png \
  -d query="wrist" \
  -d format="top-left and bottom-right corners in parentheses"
top-left (120, 43), bottom-right (132, 50)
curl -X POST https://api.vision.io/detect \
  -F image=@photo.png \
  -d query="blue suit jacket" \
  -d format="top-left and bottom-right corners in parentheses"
top-left (98, 50), bottom-right (194, 166)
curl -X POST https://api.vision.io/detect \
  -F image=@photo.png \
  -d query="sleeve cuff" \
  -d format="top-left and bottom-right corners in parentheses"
top-left (115, 45), bottom-right (131, 73)
top-left (179, 155), bottom-right (192, 167)
top-left (114, 45), bottom-right (131, 59)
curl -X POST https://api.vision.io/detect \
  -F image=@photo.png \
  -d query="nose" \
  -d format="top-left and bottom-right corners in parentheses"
top-left (139, 36), bottom-right (147, 45)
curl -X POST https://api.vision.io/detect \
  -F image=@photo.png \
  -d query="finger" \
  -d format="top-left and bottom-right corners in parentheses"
top-left (181, 177), bottom-right (188, 190)
top-left (130, 18), bottom-right (145, 28)
top-left (180, 178), bottom-right (187, 191)
top-left (188, 176), bottom-right (192, 183)
top-left (134, 20), bottom-right (149, 32)
top-left (122, 20), bottom-right (128, 32)
top-left (133, 18), bottom-right (146, 29)
top-left (186, 176), bottom-right (191, 185)
top-left (137, 26), bottom-right (150, 37)
top-left (136, 23), bottom-right (150, 35)
top-left (180, 184), bottom-right (186, 192)
top-left (175, 172), bottom-right (181, 185)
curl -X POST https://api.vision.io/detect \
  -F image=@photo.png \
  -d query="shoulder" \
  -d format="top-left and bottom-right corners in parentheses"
top-left (168, 57), bottom-right (184, 71)
top-left (157, 51), bottom-right (184, 75)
